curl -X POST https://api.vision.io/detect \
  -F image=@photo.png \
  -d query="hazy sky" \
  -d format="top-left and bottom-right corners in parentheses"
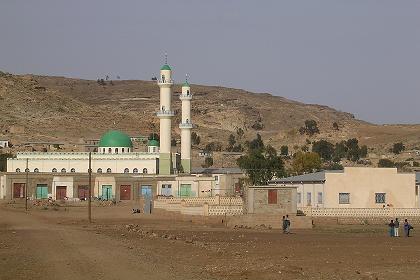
top-left (1, 1), bottom-right (419, 124)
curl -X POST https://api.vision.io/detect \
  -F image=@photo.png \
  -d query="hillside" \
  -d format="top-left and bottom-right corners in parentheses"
top-left (1, 72), bottom-right (420, 158)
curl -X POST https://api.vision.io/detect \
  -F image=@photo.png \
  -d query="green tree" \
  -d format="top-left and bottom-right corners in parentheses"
top-left (391, 142), bottom-right (405, 154)
top-left (191, 132), bottom-right (200, 146)
top-left (300, 120), bottom-right (320, 136)
top-left (280, 145), bottom-right (289, 156)
top-left (205, 142), bottom-right (222, 152)
top-left (378, 159), bottom-right (395, 168)
top-left (202, 157), bottom-right (214, 168)
top-left (413, 161), bottom-right (419, 167)
top-left (292, 152), bottom-right (322, 174)
top-left (226, 134), bottom-right (236, 151)
top-left (346, 138), bottom-right (361, 162)
top-left (333, 141), bottom-right (348, 162)
top-left (236, 128), bottom-right (244, 140)
top-left (312, 140), bottom-right (334, 160)
top-left (324, 162), bottom-right (344, 170)
top-left (360, 145), bottom-right (368, 158)
top-left (237, 136), bottom-right (285, 185)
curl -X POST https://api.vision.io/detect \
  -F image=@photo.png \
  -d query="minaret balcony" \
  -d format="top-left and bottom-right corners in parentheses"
top-left (157, 79), bottom-right (174, 85)
top-left (179, 122), bottom-right (193, 129)
top-left (156, 110), bottom-right (175, 117)
top-left (180, 94), bottom-right (193, 100)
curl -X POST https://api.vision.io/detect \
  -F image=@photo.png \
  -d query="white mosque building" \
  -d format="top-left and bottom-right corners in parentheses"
top-left (6, 61), bottom-right (193, 176)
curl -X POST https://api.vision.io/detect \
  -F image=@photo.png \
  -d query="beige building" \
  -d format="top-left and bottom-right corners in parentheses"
top-left (272, 167), bottom-right (419, 209)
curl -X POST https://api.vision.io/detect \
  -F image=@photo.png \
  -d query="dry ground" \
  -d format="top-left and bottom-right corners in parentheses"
top-left (1, 202), bottom-right (419, 280)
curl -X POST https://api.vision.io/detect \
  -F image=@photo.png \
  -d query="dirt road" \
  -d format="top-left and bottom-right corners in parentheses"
top-left (1, 204), bottom-right (420, 280)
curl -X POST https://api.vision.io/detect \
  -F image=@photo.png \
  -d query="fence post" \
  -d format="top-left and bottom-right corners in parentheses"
top-left (203, 202), bottom-right (209, 216)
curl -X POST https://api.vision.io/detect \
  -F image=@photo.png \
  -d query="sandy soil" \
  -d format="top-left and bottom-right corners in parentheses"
top-left (1, 202), bottom-right (419, 280)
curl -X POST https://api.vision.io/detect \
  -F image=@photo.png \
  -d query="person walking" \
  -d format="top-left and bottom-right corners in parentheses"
top-left (403, 219), bottom-right (414, 237)
top-left (394, 218), bottom-right (400, 237)
top-left (282, 216), bottom-right (287, 234)
top-left (285, 214), bottom-right (291, 234)
top-left (388, 220), bottom-right (395, 237)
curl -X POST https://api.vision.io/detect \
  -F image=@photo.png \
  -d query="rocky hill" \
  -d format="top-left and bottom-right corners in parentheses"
top-left (1, 71), bottom-right (420, 157)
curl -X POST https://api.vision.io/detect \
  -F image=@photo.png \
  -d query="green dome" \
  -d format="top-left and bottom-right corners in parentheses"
top-left (98, 130), bottom-right (133, 148)
top-left (161, 64), bottom-right (171, 71)
top-left (182, 81), bottom-right (190, 87)
top-left (148, 139), bottom-right (159, 147)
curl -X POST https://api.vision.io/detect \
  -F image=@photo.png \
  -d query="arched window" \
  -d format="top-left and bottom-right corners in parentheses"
top-left (133, 168), bottom-right (138, 174)
top-left (106, 168), bottom-right (112, 173)
top-left (122, 148), bottom-right (125, 153)
top-left (187, 90), bottom-right (190, 95)
top-left (124, 168), bottom-right (129, 173)
top-left (108, 148), bottom-right (112, 153)
top-left (161, 74), bottom-right (165, 83)
top-left (25, 168), bottom-right (30, 172)
top-left (97, 168), bottom-right (102, 173)
top-left (52, 168), bottom-right (57, 173)
top-left (34, 168), bottom-right (39, 173)
top-left (16, 168), bottom-right (21, 172)
top-left (103, 148), bottom-right (106, 154)
top-left (143, 168), bottom-right (148, 174)
top-left (128, 148), bottom-right (130, 152)
top-left (61, 168), bottom-right (66, 173)
top-left (115, 148), bottom-right (118, 154)
top-left (70, 168), bottom-right (76, 173)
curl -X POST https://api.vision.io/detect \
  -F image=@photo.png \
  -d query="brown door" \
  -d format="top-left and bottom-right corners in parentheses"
top-left (13, 183), bottom-right (25, 198)
top-left (120, 185), bottom-right (131, 200)
top-left (56, 186), bottom-right (67, 200)
top-left (78, 186), bottom-right (89, 200)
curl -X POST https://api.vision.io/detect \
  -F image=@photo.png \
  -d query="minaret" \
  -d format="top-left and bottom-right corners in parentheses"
top-left (157, 55), bottom-right (174, 175)
top-left (179, 75), bottom-right (193, 173)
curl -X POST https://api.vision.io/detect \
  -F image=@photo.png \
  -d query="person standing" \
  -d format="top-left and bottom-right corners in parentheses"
top-left (404, 219), bottom-right (413, 237)
top-left (394, 218), bottom-right (400, 237)
top-left (285, 215), bottom-right (291, 234)
top-left (388, 220), bottom-right (395, 237)
top-left (282, 216), bottom-right (287, 234)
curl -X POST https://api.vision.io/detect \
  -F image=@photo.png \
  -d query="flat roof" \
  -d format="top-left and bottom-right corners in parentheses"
top-left (191, 167), bottom-right (244, 175)
top-left (416, 172), bottom-right (420, 184)
top-left (270, 170), bottom-right (343, 184)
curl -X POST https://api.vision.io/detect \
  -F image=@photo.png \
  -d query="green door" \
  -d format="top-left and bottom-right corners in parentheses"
top-left (180, 184), bottom-right (192, 197)
top-left (36, 184), bottom-right (48, 199)
top-left (101, 185), bottom-right (112, 201)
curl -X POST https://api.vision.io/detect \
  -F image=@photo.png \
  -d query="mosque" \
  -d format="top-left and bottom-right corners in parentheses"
top-left (1, 61), bottom-right (245, 201)
top-left (6, 61), bottom-right (193, 175)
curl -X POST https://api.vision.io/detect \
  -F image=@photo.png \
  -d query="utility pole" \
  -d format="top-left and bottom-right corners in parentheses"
top-left (88, 152), bottom-right (92, 223)
top-left (25, 158), bottom-right (28, 211)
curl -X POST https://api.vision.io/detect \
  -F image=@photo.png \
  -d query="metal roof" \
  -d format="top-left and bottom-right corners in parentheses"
top-left (270, 170), bottom-right (343, 184)
top-left (191, 167), bottom-right (244, 175)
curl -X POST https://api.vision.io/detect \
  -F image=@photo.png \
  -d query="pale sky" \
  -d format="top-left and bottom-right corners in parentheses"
top-left (1, 0), bottom-right (419, 124)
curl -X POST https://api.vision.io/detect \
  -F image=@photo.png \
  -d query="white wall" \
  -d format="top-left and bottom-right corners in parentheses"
top-left (7, 153), bottom-right (158, 174)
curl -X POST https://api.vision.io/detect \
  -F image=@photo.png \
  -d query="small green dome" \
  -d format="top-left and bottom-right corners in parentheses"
top-left (148, 139), bottom-right (159, 147)
top-left (161, 64), bottom-right (171, 71)
top-left (182, 81), bottom-right (190, 87)
top-left (98, 130), bottom-right (133, 148)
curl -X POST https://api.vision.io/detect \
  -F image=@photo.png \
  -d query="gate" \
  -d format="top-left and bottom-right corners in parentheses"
top-left (36, 184), bottom-right (48, 199)
top-left (141, 185), bottom-right (152, 214)
top-left (56, 186), bottom-right (67, 200)
top-left (119, 185), bottom-right (131, 200)
top-left (13, 183), bottom-right (25, 198)
top-left (180, 184), bottom-right (192, 197)
top-left (78, 185), bottom-right (89, 200)
top-left (101, 185), bottom-right (112, 201)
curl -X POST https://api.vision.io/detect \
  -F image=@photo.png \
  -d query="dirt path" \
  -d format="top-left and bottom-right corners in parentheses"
top-left (2, 204), bottom-right (420, 280)
top-left (0, 207), bottom-right (207, 280)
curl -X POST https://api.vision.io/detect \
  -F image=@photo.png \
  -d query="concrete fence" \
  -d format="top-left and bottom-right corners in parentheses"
top-left (156, 196), bottom-right (243, 206)
top-left (298, 207), bottom-right (420, 217)
top-left (154, 197), bottom-right (243, 216)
